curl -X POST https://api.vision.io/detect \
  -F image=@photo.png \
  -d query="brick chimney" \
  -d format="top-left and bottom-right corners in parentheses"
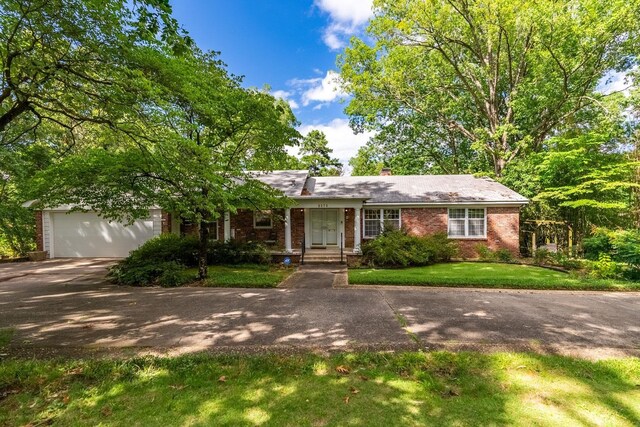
top-left (380, 167), bottom-right (392, 176)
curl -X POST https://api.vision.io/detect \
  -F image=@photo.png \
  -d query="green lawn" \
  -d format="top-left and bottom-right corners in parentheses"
top-left (349, 262), bottom-right (640, 290)
top-left (0, 352), bottom-right (638, 426)
top-left (186, 264), bottom-right (294, 288)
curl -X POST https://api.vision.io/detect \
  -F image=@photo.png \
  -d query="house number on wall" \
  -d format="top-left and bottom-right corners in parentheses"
top-left (317, 203), bottom-right (329, 208)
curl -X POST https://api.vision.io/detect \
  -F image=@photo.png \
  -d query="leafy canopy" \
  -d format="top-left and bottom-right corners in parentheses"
top-left (340, 0), bottom-right (639, 176)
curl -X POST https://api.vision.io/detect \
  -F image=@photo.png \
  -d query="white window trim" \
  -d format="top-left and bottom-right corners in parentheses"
top-left (253, 210), bottom-right (273, 229)
top-left (448, 207), bottom-right (487, 239)
top-left (363, 208), bottom-right (402, 238)
top-left (209, 220), bottom-right (219, 240)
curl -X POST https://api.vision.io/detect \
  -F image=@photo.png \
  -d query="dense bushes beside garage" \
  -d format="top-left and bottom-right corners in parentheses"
top-left (360, 230), bottom-right (459, 267)
top-left (108, 234), bottom-right (271, 286)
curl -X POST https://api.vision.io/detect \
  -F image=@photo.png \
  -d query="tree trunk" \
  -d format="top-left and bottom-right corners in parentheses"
top-left (197, 218), bottom-right (209, 280)
top-left (494, 156), bottom-right (506, 177)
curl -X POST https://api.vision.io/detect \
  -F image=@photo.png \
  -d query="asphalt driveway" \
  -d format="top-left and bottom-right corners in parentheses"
top-left (1, 259), bottom-right (639, 358)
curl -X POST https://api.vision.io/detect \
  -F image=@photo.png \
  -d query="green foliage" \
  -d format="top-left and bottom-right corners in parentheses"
top-left (28, 45), bottom-right (299, 279)
top-left (582, 228), bottom-right (640, 278)
top-left (207, 240), bottom-right (271, 265)
top-left (108, 235), bottom-right (272, 286)
top-left (0, 0), bottom-right (190, 145)
top-left (587, 254), bottom-right (620, 279)
top-left (534, 134), bottom-right (639, 233)
top-left (361, 229), bottom-right (458, 267)
top-left (299, 130), bottom-right (342, 176)
top-left (349, 144), bottom-right (384, 176)
top-left (583, 229), bottom-right (615, 260)
top-left (610, 229), bottom-right (640, 269)
top-left (340, 0), bottom-right (639, 177)
top-left (533, 249), bottom-right (552, 265)
top-left (475, 245), bottom-right (514, 263)
top-left (549, 252), bottom-right (585, 271)
top-left (128, 234), bottom-right (200, 266)
top-left (495, 249), bottom-right (515, 263)
top-left (475, 244), bottom-right (495, 261)
top-left (108, 235), bottom-right (199, 286)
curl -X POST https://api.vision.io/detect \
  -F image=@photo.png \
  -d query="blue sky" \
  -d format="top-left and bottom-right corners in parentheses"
top-left (170, 0), bottom-right (376, 166)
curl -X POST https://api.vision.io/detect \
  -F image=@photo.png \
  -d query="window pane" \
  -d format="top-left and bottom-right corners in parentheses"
top-left (449, 208), bottom-right (465, 219)
top-left (468, 219), bottom-right (485, 236)
top-left (254, 211), bottom-right (272, 228)
top-left (448, 219), bottom-right (465, 236)
top-left (364, 219), bottom-right (381, 237)
top-left (468, 209), bottom-right (485, 219)
top-left (383, 209), bottom-right (399, 220)
top-left (364, 209), bottom-right (380, 220)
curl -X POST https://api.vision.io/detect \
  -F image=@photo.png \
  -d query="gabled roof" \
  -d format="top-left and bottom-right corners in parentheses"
top-left (251, 170), bottom-right (528, 205)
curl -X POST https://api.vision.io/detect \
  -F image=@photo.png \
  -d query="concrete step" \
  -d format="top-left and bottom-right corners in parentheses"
top-left (302, 255), bottom-right (344, 264)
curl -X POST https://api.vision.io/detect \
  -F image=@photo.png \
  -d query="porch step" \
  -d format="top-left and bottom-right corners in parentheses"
top-left (302, 254), bottom-right (345, 264)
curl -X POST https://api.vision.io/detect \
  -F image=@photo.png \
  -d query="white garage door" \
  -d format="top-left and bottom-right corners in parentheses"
top-left (49, 211), bottom-right (157, 258)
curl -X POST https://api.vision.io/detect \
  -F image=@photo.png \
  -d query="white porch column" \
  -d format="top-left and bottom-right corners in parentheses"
top-left (353, 207), bottom-right (361, 253)
top-left (284, 208), bottom-right (292, 253)
top-left (223, 211), bottom-right (231, 241)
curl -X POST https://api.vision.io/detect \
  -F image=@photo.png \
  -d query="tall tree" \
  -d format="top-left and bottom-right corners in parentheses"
top-left (340, 0), bottom-right (639, 176)
top-left (30, 49), bottom-right (300, 279)
top-left (299, 130), bottom-right (342, 176)
top-left (0, 0), bottom-right (189, 148)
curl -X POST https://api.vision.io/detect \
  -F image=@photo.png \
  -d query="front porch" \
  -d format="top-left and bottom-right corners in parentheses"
top-left (223, 199), bottom-right (367, 255)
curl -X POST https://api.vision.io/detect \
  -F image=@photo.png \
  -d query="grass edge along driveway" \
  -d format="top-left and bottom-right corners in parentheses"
top-left (0, 351), bottom-right (638, 426)
top-left (348, 262), bottom-right (640, 291)
top-left (186, 264), bottom-right (295, 288)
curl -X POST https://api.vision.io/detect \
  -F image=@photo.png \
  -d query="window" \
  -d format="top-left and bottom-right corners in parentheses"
top-left (364, 208), bottom-right (401, 238)
top-left (448, 208), bottom-right (486, 238)
top-left (253, 210), bottom-right (273, 229)
top-left (205, 220), bottom-right (219, 241)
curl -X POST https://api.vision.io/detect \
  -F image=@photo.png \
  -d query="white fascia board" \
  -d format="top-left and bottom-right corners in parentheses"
top-left (36, 204), bottom-right (162, 212)
top-left (292, 198), bottom-right (367, 209)
top-left (362, 201), bottom-right (528, 208)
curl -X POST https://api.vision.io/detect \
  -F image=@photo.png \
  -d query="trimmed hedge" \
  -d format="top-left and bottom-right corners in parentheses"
top-left (361, 230), bottom-right (458, 267)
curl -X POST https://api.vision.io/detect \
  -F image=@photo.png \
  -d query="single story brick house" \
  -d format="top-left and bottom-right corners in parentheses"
top-left (29, 169), bottom-right (528, 259)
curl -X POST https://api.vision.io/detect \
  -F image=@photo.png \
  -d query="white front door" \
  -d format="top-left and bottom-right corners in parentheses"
top-left (310, 209), bottom-right (338, 246)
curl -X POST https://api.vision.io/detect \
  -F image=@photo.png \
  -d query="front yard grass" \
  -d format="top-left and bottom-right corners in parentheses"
top-left (1, 351), bottom-right (638, 426)
top-left (349, 262), bottom-right (640, 291)
top-left (187, 264), bottom-right (294, 288)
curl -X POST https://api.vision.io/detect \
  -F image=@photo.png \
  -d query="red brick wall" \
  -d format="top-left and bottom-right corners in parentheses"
top-left (231, 209), bottom-right (285, 248)
top-left (35, 211), bottom-right (43, 252)
top-left (344, 208), bottom-right (355, 248)
top-left (402, 208), bottom-right (448, 236)
top-left (360, 206), bottom-right (521, 258)
top-left (291, 208), bottom-right (305, 250)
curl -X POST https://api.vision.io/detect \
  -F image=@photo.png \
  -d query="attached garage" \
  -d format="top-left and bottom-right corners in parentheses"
top-left (40, 209), bottom-right (163, 258)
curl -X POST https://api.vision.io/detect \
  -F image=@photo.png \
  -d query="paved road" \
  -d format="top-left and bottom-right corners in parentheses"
top-left (1, 259), bottom-right (639, 358)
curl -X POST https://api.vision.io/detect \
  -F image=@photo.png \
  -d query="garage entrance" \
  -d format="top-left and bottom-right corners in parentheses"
top-left (46, 211), bottom-right (159, 258)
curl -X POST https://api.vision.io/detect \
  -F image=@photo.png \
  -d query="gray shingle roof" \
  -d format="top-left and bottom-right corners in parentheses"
top-left (302, 174), bottom-right (528, 204)
top-left (251, 170), bottom-right (310, 197)
top-left (251, 171), bottom-right (527, 204)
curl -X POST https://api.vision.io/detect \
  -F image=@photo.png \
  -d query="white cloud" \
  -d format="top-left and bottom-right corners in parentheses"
top-left (298, 118), bottom-right (376, 173)
top-left (314, 0), bottom-right (373, 50)
top-left (315, 0), bottom-right (373, 26)
top-left (297, 70), bottom-right (346, 106)
top-left (271, 89), bottom-right (299, 109)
